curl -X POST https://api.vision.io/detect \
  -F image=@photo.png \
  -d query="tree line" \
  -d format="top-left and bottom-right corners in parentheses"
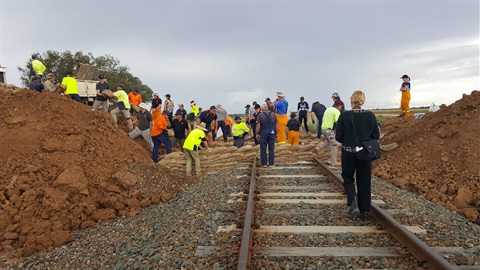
top-left (18, 50), bottom-right (153, 101)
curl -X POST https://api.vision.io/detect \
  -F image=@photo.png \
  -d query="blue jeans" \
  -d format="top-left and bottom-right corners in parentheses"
top-left (68, 94), bottom-right (82, 103)
top-left (152, 134), bottom-right (172, 163)
top-left (259, 133), bottom-right (275, 166)
top-left (316, 119), bottom-right (323, 138)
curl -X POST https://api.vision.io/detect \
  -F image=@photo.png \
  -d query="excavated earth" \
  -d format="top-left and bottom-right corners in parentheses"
top-left (376, 90), bottom-right (480, 223)
top-left (0, 87), bottom-right (193, 258)
top-left (0, 85), bottom-right (479, 263)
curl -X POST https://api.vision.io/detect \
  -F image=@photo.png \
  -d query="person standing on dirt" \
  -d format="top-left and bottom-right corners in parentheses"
top-left (256, 104), bottom-right (277, 167)
top-left (286, 112), bottom-right (303, 145)
top-left (29, 76), bottom-right (44, 92)
top-left (335, 90), bottom-right (380, 220)
top-left (225, 115), bottom-right (233, 138)
top-left (197, 105), bottom-right (217, 148)
top-left (129, 103), bottom-right (154, 150)
top-left (150, 110), bottom-right (172, 163)
top-left (232, 115), bottom-right (250, 148)
top-left (244, 104), bottom-right (251, 126)
top-left (151, 92), bottom-right (162, 120)
top-left (175, 103), bottom-right (188, 120)
top-left (44, 74), bottom-right (60, 93)
top-left (92, 74), bottom-right (109, 111)
top-left (319, 100), bottom-right (343, 166)
top-left (297, 96), bottom-right (309, 133)
top-left (103, 84), bottom-right (133, 130)
top-left (128, 89), bottom-right (142, 115)
top-left (187, 100), bottom-right (199, 130)
top-left (60, 71), bottom-right (81, 102)
top-left (265, 97), bottom-right (275, 112)
top-left (331, 92), bottom-right (345, 113)
top-left (31, 53), bottom-right (46, 79)
top-left (164, 94), bottom-right (174, 124)
top-left (400, 74), bottom-right (411, 118)
top-left (274, 91), bottom-right (289, 144)
top-left (171, 111), bottom-right (190, 150)
top-left (250, 104), bottom-right (261, 145)
top-left (215, 104), bottom-right (228, 143)
top-left (311, 101), bottom-right (327, 139)
top-left (183, 122), bottom-right (208, 176)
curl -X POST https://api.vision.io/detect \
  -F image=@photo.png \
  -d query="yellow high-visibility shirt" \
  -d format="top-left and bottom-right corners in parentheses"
top-left (183, 128), bottom-right (205, 151)
top-left (32, 59), bottom-right (46, 75)
top-left (190, 105), bottom-right (199, 116)
top-left (321, 107), bottom-right (340, 130)
top-left (61, 76), bottom-right (78, 95)
top-left (232, 122), bottom-right (250, 136)
top-left (114, 90), bottom-right (131, 109)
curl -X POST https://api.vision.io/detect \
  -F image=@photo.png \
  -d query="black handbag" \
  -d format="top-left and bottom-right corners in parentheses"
top-left (349, 112), bottom-right (380, 161)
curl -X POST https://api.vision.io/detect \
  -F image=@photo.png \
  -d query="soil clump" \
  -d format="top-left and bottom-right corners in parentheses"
top-left (377, 90), bottom-right (480, 223)
top-left (0, 88), bottom-right (192, 257)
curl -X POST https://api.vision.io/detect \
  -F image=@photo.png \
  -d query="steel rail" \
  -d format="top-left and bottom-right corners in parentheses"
top-left (237, 159), bottom-right (257, 270)
top-left (313, 157), bottom-right (455, 270)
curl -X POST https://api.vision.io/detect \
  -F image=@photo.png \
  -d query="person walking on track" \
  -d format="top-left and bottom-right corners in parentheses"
top-left (335, 90), bottom-right (380, 220)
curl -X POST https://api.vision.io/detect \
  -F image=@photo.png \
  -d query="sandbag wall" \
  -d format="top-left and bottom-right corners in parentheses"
top-left (158, 137), bottom-right (335, 171)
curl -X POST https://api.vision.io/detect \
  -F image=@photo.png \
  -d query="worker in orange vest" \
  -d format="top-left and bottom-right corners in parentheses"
top-left (128, 89), bottom-right (142, 114)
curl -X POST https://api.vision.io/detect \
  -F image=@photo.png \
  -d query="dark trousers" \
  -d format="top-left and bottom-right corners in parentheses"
top-left (299, 114), bottom-right (308, 132)
top-left (260, 133), bottom-right (275, 166)
top-left (252, 124), bottom-right (259, 145)
top-left (68, 94), bottom-right (82, 103)
top-left (233, 137), bottom-right (245, 148)
top-left (218, 120), bottom-right (227, 142)
top-left (316, 118), bottom-right (323, 138)
top-left (226, 125), bottom-right (232, 137)
top-left (341, 149), bottom-right (372, 213)
top-left (152, 134), bottom-right (172, 163)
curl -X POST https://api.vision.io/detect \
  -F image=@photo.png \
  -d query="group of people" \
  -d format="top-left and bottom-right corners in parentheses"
top-left (25, 55), bottom-right (408, 221)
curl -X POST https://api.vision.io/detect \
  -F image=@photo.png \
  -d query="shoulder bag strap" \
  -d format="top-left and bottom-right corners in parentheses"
top-left (349, 111), bottom-right (360, 144)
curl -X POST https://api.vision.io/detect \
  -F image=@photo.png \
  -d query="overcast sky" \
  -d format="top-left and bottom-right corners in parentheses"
top-left (1, 0), bottom-right (478, 113)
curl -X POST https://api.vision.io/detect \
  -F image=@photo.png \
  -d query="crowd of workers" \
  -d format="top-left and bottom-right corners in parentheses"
top-left (26, 53), bottom-right (411, 220)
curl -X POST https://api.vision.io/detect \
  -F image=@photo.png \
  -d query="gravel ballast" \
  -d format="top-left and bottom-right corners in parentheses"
top-left (4, 162), bottom-right (480, 269)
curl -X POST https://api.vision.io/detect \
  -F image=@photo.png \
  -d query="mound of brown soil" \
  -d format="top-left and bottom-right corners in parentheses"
top-left (375, 90), bottom-right (480, 223)
top-left (0, 88), bottom-right (192, 256)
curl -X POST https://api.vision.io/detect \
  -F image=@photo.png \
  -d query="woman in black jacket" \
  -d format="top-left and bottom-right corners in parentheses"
top-left (335, 90), bottom-right (380, 219)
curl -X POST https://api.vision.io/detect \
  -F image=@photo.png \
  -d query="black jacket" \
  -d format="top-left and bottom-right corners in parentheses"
top-left (335, 110), bottom-right (380, 147)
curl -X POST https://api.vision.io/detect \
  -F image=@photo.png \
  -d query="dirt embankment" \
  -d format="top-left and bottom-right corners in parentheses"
top-left (0, 88), bottom-right (194, 256)
top-left (375, 90), bottom-right (480, 223)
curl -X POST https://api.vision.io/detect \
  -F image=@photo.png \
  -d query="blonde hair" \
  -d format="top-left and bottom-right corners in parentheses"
top-left (350, 90), bottom-right (366, 106)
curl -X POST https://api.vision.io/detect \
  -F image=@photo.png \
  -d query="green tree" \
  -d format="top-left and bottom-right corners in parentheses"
top-left (18, 50), bottom-right (153, 101)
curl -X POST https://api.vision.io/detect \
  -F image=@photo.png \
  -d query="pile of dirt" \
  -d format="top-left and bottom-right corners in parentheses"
top-left (0, 88), bottom-right (192, 256)
top-left (375, 90), bottom-right (480, 223)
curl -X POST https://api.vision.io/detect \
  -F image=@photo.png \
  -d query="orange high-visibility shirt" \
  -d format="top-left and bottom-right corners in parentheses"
top-left (151, 115), bottom-right (168, 137)
top-left (128, 92), bottom-right (142, 106)
top-left (226, 116), bottom-right (233, 126)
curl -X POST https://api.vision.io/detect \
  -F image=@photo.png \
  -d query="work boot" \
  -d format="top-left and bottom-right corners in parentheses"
top-left (347, 199), bottom-right (359, 216)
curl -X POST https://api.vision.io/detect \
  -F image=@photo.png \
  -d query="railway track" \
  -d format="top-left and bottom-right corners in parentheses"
top-left (215, 159), bottom-right (477, 269)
